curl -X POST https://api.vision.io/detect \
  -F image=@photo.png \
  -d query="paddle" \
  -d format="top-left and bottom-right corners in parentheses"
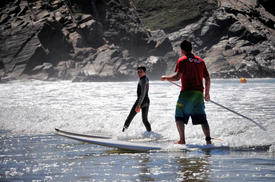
top-left (168, 81), bottom-right (266, 131)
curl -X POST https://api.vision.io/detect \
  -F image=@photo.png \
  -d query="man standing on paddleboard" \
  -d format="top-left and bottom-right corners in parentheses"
top-left (122, 66), bottom-right (152, 132)
top-left (160, 40), bottom-right (211, 145)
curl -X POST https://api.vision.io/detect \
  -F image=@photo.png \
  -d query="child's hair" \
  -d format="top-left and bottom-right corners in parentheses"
top-left (137, 66), bottom-right (146, 72)
top-left (180, 40), bottom-right (192, 53)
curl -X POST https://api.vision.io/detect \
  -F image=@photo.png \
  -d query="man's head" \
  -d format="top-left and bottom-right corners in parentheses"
top-left (137, 66), bottom-right (146, 78)
top-left (180, 40), bottom-right (192, 54)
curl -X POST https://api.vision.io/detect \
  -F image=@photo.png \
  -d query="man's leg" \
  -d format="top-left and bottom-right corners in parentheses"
top-left (176, 121), bottom-right (185, 144)
top-left (141, 106), bottom-right (151, 132)
top-left (201, 123), bottom-right (211, 144)
top-left (122, 102), bottom-right (138, 132)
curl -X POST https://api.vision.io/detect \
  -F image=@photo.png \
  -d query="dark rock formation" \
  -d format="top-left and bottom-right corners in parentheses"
top-left (0, 0), bottom-right (274, 82)
top-left (163, 0), bottom-right (275, 78)
top-left (132, 0), bottom-right (218, 33)
top-left (0, 0), bottom-right (172, 82)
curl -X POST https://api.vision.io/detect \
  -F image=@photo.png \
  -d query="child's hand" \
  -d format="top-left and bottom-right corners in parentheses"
top-left (135, 105), bottom-right (141, 113)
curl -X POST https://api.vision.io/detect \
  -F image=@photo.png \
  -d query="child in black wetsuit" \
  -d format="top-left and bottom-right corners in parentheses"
top-left (122, 66), bottom-right (152, 132)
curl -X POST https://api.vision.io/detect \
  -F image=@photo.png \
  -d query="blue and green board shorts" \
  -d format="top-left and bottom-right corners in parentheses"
top-left (175, 90), bottom-right (208, 125)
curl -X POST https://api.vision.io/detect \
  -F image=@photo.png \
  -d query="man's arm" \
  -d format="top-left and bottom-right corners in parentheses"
top-left (160, 72), bottom-right (181, 81)
top-left (204, 76), bottom-right (210, 101)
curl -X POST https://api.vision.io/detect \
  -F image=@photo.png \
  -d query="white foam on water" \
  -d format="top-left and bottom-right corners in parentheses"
top-left (0, 79), bottom-right (274, 149)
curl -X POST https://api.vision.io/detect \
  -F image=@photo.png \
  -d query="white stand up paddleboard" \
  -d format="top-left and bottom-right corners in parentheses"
top-left (55, 128), bottom-right (231, 152)
top-left (55, 128), bottom-right (162, 152)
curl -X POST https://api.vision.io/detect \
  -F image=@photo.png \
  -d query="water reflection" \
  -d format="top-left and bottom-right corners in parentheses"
top-left (174, 152), bottom-right (210, 181)
top-left (137, 155), bottom-right (155, 181)
top-left (106, 149), bottom-right (213, 181)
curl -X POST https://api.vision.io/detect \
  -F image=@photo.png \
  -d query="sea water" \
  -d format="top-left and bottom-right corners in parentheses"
top-left (0, 79), bottom-right (275, 181)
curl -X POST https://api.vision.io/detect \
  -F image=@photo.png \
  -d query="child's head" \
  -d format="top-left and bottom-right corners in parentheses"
top-left (137, 66), bottom-right (146, 77)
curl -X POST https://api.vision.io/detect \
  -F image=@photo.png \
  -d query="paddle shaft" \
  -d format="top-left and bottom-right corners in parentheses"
top-left (168, 81), bottom-right (266, 131)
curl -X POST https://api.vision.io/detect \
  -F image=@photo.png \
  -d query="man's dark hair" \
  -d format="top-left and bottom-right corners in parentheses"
top-left (137, 65), bottom-right (146, 72)
top-left (180, 40), bottom-right (192, 53)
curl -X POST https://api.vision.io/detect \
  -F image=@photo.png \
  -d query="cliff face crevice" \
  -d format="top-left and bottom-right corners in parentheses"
top-left (0, 0), bottom-right (274, 82)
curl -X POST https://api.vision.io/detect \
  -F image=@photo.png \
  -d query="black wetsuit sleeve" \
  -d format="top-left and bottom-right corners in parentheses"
top-left (137, 78), bottom-right (148, 106)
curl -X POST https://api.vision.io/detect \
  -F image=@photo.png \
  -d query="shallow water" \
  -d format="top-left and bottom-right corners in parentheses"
top-left (1, 79), bottom-right (275, 181)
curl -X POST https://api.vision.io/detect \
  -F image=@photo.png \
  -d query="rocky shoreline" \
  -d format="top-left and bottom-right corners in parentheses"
top-left (0, 0), bottom-right (274, 82)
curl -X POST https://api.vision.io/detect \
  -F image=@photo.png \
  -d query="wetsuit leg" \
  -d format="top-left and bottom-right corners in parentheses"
top-left (123, 101), bottom-right (138, 129)
top-left (141, 106), bottom-right (151, 132)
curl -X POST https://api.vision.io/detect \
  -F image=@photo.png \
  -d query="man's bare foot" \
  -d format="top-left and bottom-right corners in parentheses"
top-left (174, 140), bottom-right (185, 144)
top-left (206, 140), bottom-right (212, 145)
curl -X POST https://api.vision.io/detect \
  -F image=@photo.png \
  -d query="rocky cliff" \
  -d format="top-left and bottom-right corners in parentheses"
top-left (163, 0), bottom-right (275, 78)
top-left (0, 0), bottom-right (274, 82)
top-left (0, 0), bottom-right (172, 82)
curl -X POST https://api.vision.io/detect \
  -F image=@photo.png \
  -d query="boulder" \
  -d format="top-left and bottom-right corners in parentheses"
top-left (28, 62), bottom-right (54, 80)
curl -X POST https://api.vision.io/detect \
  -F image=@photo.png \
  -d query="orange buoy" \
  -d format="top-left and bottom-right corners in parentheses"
top-left (240, 77), bottom-right (247, 83)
